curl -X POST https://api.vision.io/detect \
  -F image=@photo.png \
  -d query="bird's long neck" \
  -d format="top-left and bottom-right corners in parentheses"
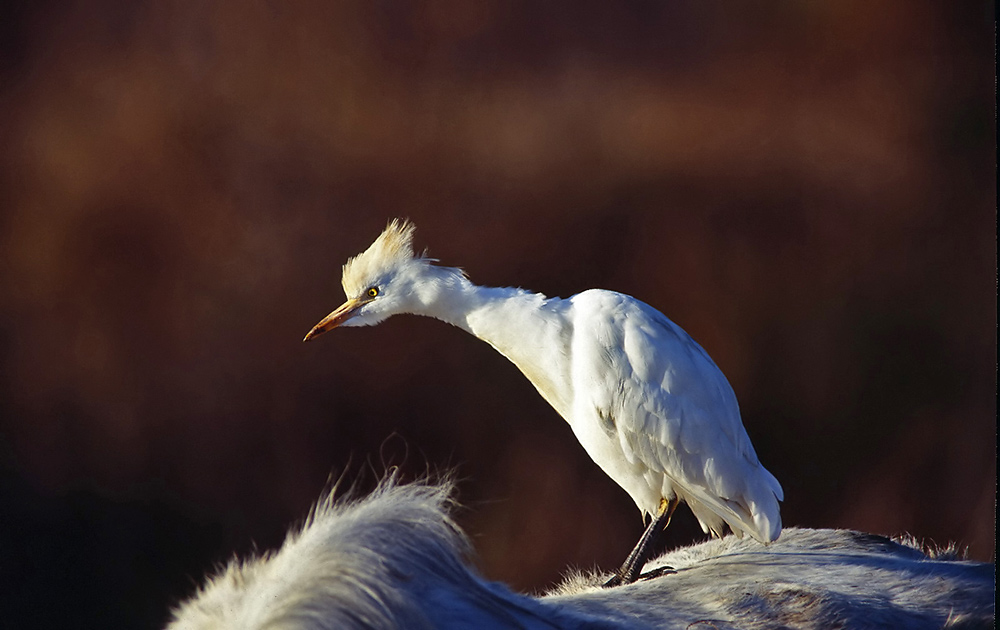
top-left (411, 268), bottom-right (574, 418)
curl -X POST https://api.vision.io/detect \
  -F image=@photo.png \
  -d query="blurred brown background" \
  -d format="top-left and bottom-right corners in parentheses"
top-left (0, 1), bottom-right (995, 627)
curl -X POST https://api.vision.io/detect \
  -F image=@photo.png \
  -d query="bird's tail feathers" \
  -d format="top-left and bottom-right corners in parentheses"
top-left (678, 481), bottom-right (782, 544)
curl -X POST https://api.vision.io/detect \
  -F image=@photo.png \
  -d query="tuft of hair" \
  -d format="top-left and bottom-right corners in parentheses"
top-left (167, 473), bottom-right (461, 630)
top-left (341, 219), bottom-right (424, 297)
top-left (891, 532), bottom-right (968, 561)
top-left (166, 473), bottom-right (568, 630)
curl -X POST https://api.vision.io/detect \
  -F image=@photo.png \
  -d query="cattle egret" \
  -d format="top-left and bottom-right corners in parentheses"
top-left (304, 219), bottom-right (783, 585)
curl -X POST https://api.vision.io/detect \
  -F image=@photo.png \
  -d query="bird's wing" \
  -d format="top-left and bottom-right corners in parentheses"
top-left (581, 296), bottom-right (782, 542)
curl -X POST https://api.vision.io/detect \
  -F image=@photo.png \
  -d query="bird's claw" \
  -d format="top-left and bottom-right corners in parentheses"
top-left (637, 565), bottom-right (676, 581)
top-left (602, 564), bottom-right (676, 588)
top-left (602, 574), bottom-right (626, 588)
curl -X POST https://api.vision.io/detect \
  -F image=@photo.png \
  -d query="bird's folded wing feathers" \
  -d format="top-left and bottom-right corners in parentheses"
top-left (609, 314), bottom-right (782, 541)
top-left (616, 393), bottom-right (780, 541)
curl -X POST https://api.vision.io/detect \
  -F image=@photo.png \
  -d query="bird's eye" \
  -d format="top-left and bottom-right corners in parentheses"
top-left (367, 287), bottom-right (379, 298)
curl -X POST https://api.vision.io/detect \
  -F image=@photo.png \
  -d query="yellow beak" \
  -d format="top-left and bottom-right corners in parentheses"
top-left (303, 298), bottom-right (366, 341)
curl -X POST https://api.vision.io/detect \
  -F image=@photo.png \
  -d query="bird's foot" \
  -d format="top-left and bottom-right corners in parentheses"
top-left (603, 498), bottom-right (680, 588)
top-left (602, 573), bottom-right (627, 588)
top-left (603, 563), bottom-right (676, 587)
top-left (637, 565), bottom-right (676, 581)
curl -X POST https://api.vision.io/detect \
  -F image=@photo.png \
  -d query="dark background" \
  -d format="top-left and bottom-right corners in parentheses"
top-left (0, 2), bottom-right (995, 628)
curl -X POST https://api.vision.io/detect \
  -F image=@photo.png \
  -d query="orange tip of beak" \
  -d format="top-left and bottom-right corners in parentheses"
top-left (303, 299), bottom-right (364, 341)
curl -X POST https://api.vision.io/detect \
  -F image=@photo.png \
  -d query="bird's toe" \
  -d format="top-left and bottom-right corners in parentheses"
top-left (637, 565), bottom-right (676, 581)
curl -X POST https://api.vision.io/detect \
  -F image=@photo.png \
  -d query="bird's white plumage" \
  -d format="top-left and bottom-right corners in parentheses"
top-left (306, 219), bottom-right (783, 544)
top-left (566, 290), bottom-right (782, 542)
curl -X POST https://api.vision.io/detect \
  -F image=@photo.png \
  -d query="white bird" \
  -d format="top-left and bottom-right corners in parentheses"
top-left (304, 219), bottom-right (783, 585)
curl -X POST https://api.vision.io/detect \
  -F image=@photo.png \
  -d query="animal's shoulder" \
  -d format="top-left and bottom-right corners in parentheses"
top-left (569, 288), bottom-right (632, 314)
top-left (570, 291), bottom-right (696, 355)
top-left (569, 289), bottom-right (666, 332)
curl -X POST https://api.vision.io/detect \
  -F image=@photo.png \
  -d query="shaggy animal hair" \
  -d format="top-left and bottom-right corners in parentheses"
top-left (167, 478), bottom-right (995, 630)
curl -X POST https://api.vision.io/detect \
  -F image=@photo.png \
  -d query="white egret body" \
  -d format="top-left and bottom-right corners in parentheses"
top-left (305, 220), bottom-right (783, 583)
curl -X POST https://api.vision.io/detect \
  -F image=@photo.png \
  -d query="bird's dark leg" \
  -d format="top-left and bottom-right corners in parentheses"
top-left (603, 497), bottom-right (679, 587)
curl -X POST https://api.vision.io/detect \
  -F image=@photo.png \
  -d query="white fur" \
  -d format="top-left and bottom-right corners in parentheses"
top-left (167, 479), bottom-right (994, 630)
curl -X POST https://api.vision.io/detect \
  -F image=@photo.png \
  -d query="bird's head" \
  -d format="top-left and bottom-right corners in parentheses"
top-left (304, 219), bottom-right (437, 340)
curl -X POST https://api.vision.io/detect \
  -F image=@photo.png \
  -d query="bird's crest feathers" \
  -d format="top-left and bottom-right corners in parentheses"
top-left (341, 219), bottom-right (425, 296)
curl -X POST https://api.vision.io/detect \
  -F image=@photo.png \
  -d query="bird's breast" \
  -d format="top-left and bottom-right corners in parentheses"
top-left (500, 350), bottom-right (574, 420)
